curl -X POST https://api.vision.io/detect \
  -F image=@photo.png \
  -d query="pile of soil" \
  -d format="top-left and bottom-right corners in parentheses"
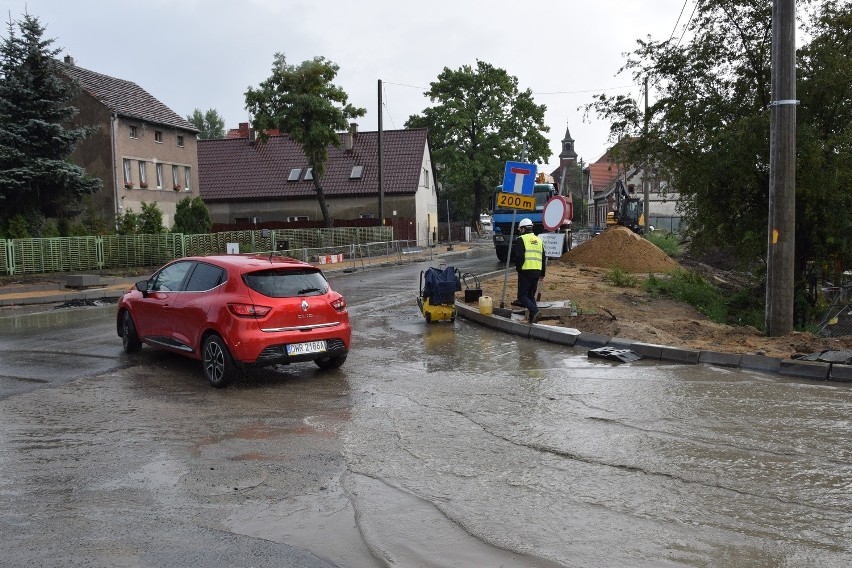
top-left (558, 226), bottom-right (680, 273)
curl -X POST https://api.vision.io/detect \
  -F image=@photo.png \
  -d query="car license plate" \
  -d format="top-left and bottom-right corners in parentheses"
top-left (286, 340), bottom-right (326, 356)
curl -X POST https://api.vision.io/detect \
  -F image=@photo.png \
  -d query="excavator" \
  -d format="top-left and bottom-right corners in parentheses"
top-left (606, 180), bottom-right (645, 234)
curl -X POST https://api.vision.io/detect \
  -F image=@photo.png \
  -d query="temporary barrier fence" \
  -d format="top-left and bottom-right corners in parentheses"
top-left (0, 226), bottom-right (420, 276)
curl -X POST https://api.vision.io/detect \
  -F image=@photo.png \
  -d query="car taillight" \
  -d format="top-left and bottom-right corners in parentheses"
top-left (228, 303), bottom-right (272, 318)
top-left (331, 297), bottom-right (347, 311)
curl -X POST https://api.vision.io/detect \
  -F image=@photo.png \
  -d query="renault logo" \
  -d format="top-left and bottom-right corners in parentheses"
top-left (301, 300), bottom-right (309, 312)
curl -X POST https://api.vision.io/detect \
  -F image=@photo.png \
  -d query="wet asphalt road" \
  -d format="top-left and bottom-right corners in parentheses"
top-left (1, 245), bottom-right (851, 567)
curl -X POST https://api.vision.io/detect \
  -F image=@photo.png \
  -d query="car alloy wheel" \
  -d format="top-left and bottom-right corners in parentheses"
top-left (202, 334), bottom-right (235, 388)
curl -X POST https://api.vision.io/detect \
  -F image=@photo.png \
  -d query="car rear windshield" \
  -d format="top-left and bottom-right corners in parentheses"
top-left (243, 268), bottom-right (329, 298)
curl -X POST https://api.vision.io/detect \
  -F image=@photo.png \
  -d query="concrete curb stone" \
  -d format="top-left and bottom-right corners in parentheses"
top-left (455, 301), bottom-right (836, 381)
top-left (699, 351), bottom-right (743, 367)
top-left (740, 354), bottom-right (782, 374)
top-left (779, 359), bottom-right (830, 380)
top-left (830, 364), bottom-right (852, 382)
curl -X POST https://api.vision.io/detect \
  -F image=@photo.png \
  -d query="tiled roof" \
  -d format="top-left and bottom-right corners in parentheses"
top-left (198, 128), bottom-right (429, 201)
top-left (60, 62), bottom-right (198, 132)
top-left (588, 161), bottom-right (620, 193)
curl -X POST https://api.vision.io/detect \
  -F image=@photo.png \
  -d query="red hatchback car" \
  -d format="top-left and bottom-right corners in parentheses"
top-left (116, 255), bottom-right (351, 387)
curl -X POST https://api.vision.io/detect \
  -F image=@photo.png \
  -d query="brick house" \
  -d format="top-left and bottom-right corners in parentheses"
top-left (198, 124), bottom-right (439, 246)
top-left (61, 56), bottom-right (200, 229)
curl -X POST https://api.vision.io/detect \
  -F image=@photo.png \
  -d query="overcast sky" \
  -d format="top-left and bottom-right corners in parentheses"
top-left (6, 0), bottom-right (693, 171)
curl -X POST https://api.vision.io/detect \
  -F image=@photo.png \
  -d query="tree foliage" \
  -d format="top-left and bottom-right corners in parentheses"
top-left (0, 13), bottom-right (99, 235)
top-left (116, 201), bottom-right (164, 235)
top-left (172, 196), bottom-right (212, 234)
top-left (187, 107), bottom-right (225, 139)
top-left (585, 0), bottom-right (852, 310)
top-left (405, 60), bottom-right (551, 225)
top-left (245, 54), bottom-right (365, 227)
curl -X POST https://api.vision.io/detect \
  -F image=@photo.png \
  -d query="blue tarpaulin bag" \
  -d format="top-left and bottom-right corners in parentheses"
top-left (421, 266), bottom-right (461, 306)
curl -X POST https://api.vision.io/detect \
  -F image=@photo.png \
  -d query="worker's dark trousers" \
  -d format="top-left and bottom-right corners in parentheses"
top-left (517, 273), bottom-right (539, 317)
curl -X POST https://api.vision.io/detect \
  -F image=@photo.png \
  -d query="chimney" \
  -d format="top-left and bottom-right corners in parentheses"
top-left (238, 122), bottom-right (249, 138)
top-left (344, 122), bottom-right (358, 152)
top-left (64, 54), bottom-right (75, 66)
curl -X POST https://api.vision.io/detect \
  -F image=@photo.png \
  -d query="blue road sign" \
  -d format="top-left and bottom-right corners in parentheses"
top-left (501, 161), bottom-right (537, 195)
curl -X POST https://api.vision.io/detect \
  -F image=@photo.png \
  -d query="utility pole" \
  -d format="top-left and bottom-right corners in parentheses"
top-left (765, 0), bottom-right (796, 336)
top-left (377, 79), bottom-right (384, 225)
top-left (643, 76), bottom-right (650, 237)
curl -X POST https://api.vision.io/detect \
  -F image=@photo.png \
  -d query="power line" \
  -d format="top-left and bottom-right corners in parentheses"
top-left (669, 0), bottom-right (691, 42)
top-left (677, 1), bottom-right (699, 46)
top-left (381, 82), bottom-right (396, 129)
top-left (533, 85), bottom-right (637, 96)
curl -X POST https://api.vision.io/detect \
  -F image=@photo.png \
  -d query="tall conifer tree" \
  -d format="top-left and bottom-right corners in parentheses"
top-left (0, 13), bottom-right (99, 234)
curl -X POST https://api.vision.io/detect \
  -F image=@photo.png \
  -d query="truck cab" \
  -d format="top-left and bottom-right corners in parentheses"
top-left (490, 182), bottom-right (562, 263)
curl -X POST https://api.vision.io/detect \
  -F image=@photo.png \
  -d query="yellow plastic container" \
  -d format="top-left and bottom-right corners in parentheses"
top-left (478, 295), bottom-right (493, 316)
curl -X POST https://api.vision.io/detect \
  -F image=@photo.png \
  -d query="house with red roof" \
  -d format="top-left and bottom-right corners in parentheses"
top-left (584, 145), bottom-right (682, 232)
top-left (61, 56), bottom-right (200, 230)
top-left (198, 124), bottom-right (439, 246)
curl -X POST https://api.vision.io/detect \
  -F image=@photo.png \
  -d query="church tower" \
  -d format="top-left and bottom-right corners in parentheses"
top-left (558, 123), bottom-right (578, 168)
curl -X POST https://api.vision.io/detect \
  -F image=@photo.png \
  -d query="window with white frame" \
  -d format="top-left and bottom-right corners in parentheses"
top-left (138, 161), bottom-right (147, 187)
top-left (172, 165), bottom-right (180, 189)
top-left (304, 167), bottom-right (313, 180)
top-left (350, 165), bottom-right (364, 179)
top-left (184, 167), bottom-right (191, 190)
top-left (288, 168), bottom-right (302, 181)
top-left (123, 159), bottom-right (132, 186)
top-left (156, 163), bottom-right (164, 189)
top-left (129, 126), bottom-right (138, 139)
top-left (422, 167), bottom-right (430, 189)
top-left (286, 216), bottom-right (309, 222)
top-left (154, 131), bottom-right (163, 143)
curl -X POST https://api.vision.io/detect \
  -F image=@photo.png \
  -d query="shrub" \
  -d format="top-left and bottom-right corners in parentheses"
top-left (604, 265), bottom-right (638, 287)
top-left (645, 231), bottom-right (681, 258)
top-left (645, 269), bottom-right (727, 323)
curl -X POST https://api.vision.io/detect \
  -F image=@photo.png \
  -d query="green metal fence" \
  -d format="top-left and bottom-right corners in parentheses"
top-left (0, 226), bottom-right (394, 275)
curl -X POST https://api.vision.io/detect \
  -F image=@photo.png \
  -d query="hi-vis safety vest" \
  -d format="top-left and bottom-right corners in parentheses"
top-left (519, 233), bottom-right (543, 271)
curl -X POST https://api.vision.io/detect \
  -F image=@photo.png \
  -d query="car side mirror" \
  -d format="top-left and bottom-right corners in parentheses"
top-left (135, 280), bottom-right (149, 295)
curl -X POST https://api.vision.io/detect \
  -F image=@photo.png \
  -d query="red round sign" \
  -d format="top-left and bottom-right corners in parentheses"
top-left (542, 196), bottom-right (568, 231)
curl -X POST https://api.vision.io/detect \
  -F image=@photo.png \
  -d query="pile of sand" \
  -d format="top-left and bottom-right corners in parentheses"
top-left (557, 226), bottom-right (680, 273)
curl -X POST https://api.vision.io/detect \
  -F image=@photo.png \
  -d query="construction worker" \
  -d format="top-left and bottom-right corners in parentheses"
top-left (513, 218), bottom-right (546, 324)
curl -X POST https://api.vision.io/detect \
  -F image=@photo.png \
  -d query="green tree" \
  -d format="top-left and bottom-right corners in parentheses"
top-left (173, 196), bottom-right (212, 234)
top-left (116, 208), bottom-right (139, 235)
top-left (187, 108), bottom-right (225, 139)
top-left (405, 60), bottom-right (551, 226)
top-left (138, 201), bottom-right (165, 234)
top-left (245, 54), bottom-right (365, 227)
top-left (0, 13), bottom-right (99, 233)
top-left (5, 214), bottom-right (31, 238)
top-left (585, 0), bottom-right (852, 322)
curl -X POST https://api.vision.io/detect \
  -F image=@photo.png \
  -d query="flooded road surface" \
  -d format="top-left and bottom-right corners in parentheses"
top-left (345, 294), bottom-right (852, 567)
top-left (1, 254), bottom-right (851, 567)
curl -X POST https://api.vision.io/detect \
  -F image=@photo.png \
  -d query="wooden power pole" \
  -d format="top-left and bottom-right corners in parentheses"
top-left (643, 76), bottom-right (650, 237)
top-left (378, 79), bottom-right (384, 224)
top-left (765, 0), bottom-right (796, 336)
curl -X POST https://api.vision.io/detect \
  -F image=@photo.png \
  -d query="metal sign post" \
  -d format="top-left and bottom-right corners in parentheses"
top-left (499, 209), bottom-right (518, 309)
top-left (497, 161), bottom-right (537, 310)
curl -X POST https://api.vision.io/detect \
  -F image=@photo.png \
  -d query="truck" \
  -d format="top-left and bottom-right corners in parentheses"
top-left (489, 174), bottom-right (571, 263)
top-left (606, 180), bottom-right (645, 234)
